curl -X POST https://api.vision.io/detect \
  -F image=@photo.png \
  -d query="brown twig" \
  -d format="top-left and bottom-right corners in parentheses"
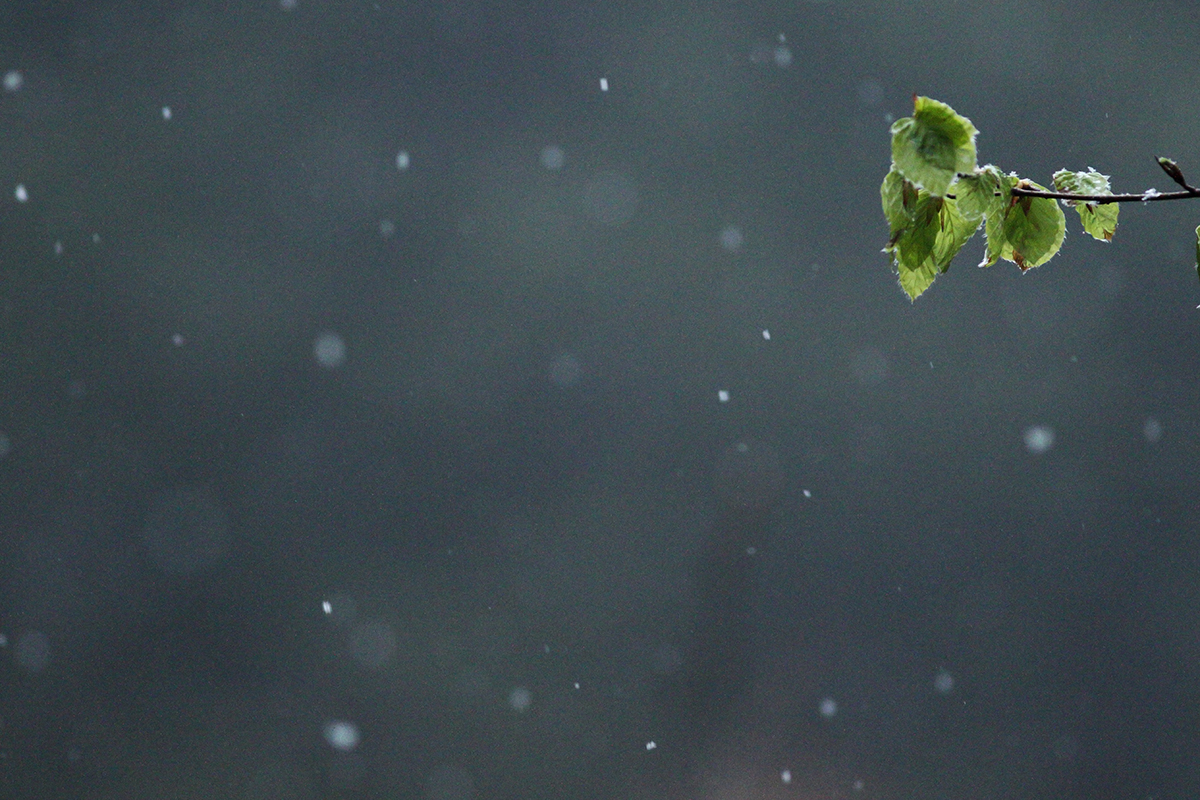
top-left (1009, 186), bottom-right (1200, 204)
top-left (1010, 156), bottom-right (1200, 204)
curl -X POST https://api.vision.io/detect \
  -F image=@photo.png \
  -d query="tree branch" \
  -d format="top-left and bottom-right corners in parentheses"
top-left (1010, 156), bottom-right (1200, 204)
top-left (1009, 185), bottom-right (1200, 204)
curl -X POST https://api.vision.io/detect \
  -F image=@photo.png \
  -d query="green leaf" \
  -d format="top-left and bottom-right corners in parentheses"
top-left (989, 180), bottom-right (1067, 271)
top-left (929, 191), bottom-right (978, 268)
top-left (882, 166), bottom-right (981, 299)
top-left (1052, 168), bottom-right (1119, 242)
top-left (954, 165), bottom-right (1007, 222)
top-left (979, 175), bottom-right (1065, 269)
top-left (890, 96), bottom-right (978, 198)
top-left (1075, 201), bottom-right (1119, 242)
top-left (880, 166), bottom-right (910, 239)
top-left (976, 171), bottom-right (1019, 267)
top-left (896, 254), bottom-right (942, 300)
top-left (883, 178), bottom-right (939, 272)
top-left (1052, 167), bottom-right (1111, 197)
top-left (982, 210), bottom-right (1013, 268)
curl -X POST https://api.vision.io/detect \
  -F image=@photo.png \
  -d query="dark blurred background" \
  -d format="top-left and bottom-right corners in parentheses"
top-left (2, 0), bottom-right (1199, 798)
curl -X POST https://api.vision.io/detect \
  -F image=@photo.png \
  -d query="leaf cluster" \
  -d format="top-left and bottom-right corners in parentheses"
top-left (881, 96), bottom-right (1120, 300)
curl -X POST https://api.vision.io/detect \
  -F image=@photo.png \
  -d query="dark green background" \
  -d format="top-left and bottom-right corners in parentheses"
top-left (1, 1), bottom-right (1198, 797)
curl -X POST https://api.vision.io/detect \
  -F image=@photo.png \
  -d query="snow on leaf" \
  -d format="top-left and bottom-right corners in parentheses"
top-left (1053, 168), bottom-right (1118, 242)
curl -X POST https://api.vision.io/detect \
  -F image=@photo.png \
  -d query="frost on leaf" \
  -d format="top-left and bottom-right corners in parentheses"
top-left (1052, 167), bottom-right (1111, 200)
top-left (1053, 168), bottom-right (1118, 242)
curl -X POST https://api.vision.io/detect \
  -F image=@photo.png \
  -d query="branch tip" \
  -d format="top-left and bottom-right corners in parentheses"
top-left (1157, 157), bottom-right (1197, 192)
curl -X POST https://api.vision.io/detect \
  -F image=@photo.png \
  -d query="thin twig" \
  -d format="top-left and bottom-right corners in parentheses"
top-left (1010, 157), bottom-right (1200, 204)
top-left (1009, 186), bottom-right (1200, 204)
top-left (1155, 157), bottom-right (1199, 192)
